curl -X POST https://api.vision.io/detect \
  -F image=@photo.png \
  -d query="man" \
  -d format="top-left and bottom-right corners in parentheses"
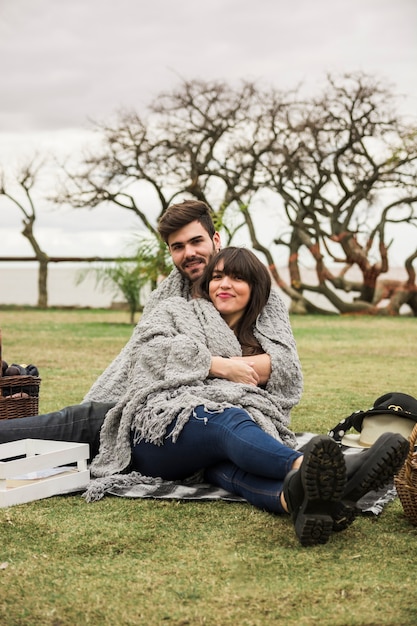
top-left (0, 200), bottom-right (302, 456)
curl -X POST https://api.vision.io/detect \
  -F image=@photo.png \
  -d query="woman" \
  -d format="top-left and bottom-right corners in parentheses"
top-left (86, 248), bottom-right (407, 546)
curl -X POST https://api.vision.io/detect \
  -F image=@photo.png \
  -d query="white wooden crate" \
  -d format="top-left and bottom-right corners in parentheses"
top-left (0, 439), bottom-right (90, 507)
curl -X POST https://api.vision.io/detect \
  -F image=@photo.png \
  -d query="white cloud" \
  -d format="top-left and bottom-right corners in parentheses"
top-left (1, 0), bottom-right (416, 129)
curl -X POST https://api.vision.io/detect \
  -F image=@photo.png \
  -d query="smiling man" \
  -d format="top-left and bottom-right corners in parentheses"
top-left (159, 204), bottom-right (221, 281)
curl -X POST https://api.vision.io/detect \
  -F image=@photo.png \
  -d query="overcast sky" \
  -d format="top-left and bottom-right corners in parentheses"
top-left (1, 0), bottom-right (416, 260)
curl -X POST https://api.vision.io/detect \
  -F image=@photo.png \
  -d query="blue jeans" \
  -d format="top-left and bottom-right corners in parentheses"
top-left (131, 405), bottom-right (302, 514)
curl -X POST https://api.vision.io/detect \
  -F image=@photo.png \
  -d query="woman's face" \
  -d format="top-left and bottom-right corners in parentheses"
top-left (208, 261), bottom-right (252, 327)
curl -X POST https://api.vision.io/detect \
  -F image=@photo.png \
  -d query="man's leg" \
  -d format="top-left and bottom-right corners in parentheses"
top-left (0, 401), bottom-right (115, 460)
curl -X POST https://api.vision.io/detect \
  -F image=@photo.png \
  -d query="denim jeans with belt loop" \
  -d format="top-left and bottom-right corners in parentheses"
top-left (131, 405), bottom-right (302, 514)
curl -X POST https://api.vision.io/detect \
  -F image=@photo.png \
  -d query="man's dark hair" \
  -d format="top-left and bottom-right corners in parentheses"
top-left (158, 200), bottom-right (216, 243)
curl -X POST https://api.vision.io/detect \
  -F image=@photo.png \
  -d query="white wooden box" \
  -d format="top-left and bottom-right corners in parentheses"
top-left (0, 439), bottom-right (90, 507)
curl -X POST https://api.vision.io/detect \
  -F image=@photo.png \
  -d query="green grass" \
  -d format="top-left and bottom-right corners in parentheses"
top-left (1, 310), bottom-right (417, 625)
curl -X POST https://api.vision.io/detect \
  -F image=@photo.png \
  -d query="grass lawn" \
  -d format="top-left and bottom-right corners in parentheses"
top-left (0, 309), bottom-right (417, 626)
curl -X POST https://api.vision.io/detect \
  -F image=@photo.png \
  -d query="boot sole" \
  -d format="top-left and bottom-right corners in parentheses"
top-left (295, 436), bottom-right (346, 546)
top-left (343, 433), bottom-right (409, 504)
top-left (331, 501), bottom-right (357, 532)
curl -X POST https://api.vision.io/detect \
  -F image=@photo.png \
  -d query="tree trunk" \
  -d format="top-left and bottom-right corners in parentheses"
top-left (22, 216), bottom-right (50, 308)
top-left (37, 256), bottom-right (49, 308)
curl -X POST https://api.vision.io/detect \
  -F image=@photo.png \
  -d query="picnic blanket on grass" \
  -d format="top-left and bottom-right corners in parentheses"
top-left (86, 433), bottom-right (397, 516)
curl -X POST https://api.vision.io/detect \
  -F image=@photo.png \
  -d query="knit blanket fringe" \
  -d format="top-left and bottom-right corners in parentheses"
top-left (83, 471), bottom-right (204, 503)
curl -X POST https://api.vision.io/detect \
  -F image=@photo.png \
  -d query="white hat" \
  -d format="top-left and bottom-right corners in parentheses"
top-left (341, 413), bottom-right (416, 448)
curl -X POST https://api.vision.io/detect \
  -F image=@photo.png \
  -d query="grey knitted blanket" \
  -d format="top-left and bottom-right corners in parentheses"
top-left (88, 294), bottom-right (302, 485)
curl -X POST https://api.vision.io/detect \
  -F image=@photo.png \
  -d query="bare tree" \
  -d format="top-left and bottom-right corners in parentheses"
top-left (0, 157), bottom-right (50, 308)
top-left (56, 80), bottom-right (264, 240)
top-left (58, 75), bottom-right (417, 315)
top-left (259, 73), bottom-right (417, 314)
top-left (56, 112), bottom-right (168, 237)
top-left (57, 79), bottom-right (292, 276)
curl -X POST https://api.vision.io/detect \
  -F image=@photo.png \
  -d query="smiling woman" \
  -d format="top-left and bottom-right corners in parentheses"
top-left (208, 266), bottom-right (252, 328)
top-left (197, 247), bottom-right (272, 354)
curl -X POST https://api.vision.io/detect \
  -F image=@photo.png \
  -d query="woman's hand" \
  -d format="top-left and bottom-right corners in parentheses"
top-left (233, 354), bottom-right (271, 385)
top-left (210, 356), bottom-right (259, 386)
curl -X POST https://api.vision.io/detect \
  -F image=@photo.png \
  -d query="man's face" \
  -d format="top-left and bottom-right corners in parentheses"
top-left (167, 220), bottom-right (221, 282)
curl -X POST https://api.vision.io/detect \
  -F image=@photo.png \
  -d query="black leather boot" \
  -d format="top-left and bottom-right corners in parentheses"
top-left (283, 435), bottom-right (346, 546)
top-left (343, 432), bottom-right (409, 503)
top-left (331, 432), bottom-right (409, 532)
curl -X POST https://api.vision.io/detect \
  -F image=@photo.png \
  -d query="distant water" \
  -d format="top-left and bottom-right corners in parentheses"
top-left (0, 263), bottom-right (119, 307)
top-left (0, 262), bottom-right (409, 310)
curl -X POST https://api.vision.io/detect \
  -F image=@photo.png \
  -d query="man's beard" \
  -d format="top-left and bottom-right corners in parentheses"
top-left (178, 247), bottom-right (217, 282)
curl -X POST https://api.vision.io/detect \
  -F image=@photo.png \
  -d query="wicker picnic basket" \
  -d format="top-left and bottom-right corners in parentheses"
top-left (0, 330), bottom-right (41, 420)
top-left (394, 422), bottom-right (417, 526)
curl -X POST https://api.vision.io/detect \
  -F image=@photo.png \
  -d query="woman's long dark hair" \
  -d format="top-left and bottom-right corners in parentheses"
top-left (195, 247), bottom-right (271, 354)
